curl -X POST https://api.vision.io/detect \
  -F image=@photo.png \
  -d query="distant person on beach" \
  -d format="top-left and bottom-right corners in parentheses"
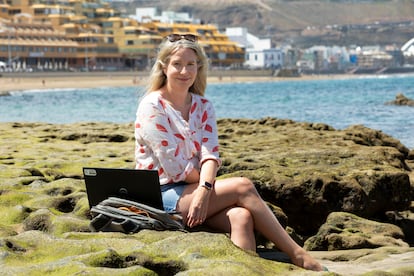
top-left (134, 33), bottom-right (324, 271)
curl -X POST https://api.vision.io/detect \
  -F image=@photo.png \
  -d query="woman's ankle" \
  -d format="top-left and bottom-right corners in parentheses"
top-left (291, 248), bottom-right (323, 271)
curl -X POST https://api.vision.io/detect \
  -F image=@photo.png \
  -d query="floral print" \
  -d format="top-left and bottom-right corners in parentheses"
top-left (135, 92), bottom-right (221, 185)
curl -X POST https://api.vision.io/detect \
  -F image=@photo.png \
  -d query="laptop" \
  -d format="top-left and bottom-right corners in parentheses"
top-left (83, 167), bottom-right (164, 210)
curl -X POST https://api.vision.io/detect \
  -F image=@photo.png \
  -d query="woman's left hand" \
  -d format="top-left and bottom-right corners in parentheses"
top-left (186, 187), bottom-right (211, 228)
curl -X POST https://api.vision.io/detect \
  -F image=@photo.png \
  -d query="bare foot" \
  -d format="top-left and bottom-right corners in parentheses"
top-left (291, 248), bottom-right (324, 271)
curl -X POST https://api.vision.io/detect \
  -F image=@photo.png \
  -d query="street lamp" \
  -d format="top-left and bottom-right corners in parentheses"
top-left (85, 33), bottom-right (88, 72)
top-left (7, 29), bottom-right (11, 68)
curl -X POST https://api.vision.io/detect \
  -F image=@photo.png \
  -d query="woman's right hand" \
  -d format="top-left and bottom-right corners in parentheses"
top-left (186, 186), bottom-right (211, 228)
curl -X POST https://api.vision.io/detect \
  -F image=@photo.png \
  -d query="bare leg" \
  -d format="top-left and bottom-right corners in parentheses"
top-left (205, 206), bottom-right (256, 251)
top-left (177, 177), bottom-right (323, 271)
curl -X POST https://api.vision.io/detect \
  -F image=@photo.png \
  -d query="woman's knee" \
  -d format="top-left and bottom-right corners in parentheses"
top-left (227, 207), bottom-right (254, 229)
top-left (235, 177), bottom-right (257, 194)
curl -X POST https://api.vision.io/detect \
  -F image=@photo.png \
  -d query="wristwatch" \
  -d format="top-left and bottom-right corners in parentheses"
top-left (200, 181), bottom-right (213, 190)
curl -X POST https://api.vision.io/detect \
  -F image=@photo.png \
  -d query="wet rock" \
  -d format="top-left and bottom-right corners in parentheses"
top-left (305, 212), bottom-right (408, 251)
top-left (385, 93), bottom-right (414, 107)
top-left (0, 91), bottom-right (11, 96)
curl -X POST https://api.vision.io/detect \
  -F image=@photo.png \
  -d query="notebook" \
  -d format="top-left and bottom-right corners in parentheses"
top-left (83, 167), bottom-right (164, 210)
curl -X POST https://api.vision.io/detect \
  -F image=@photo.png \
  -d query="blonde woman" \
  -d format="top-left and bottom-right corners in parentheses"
top-left (134, 34), bottom-right (324, 271)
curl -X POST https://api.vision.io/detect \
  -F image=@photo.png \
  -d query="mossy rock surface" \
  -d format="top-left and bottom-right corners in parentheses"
top-left (0, 120), bottom-right (413, 275)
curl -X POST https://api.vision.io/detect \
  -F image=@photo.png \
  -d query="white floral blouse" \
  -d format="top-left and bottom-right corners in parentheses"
top-left (134, 92), bottom-right (221, 185)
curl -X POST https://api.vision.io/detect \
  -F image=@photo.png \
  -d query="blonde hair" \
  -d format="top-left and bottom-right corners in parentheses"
top-left (146, 39), bottom-right (208, 96)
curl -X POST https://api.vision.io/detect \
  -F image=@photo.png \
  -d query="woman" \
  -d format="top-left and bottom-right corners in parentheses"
top-left (134, 34), bottom-right (324, 271)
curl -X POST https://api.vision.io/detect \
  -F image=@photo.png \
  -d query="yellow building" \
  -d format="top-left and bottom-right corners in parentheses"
top-left (143, 21), bottom-right (245, 68)
top-left (0, 15), bottom-right (79, 71)
top-left (0, 0), bottom-right (245, 71)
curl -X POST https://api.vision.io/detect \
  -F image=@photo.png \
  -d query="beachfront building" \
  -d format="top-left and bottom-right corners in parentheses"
top-left (401, 37), bottom-right (414, 65)
top-left (353, 46), bottom-right (394, 73)
top-left (0, 15), bottom-right (79, 72)
top-left (142, 21), bottom-right (245, 68)
top-left (0, 1), bottom-right (245, 71)
top-left (133, 8), bottom-right (245, 68)
top-left (132, 7), bottom-right (197, 25)
top-left (0, 0), bottom-right (123, 71)
top-left (225, 27), bottom-right (283, 69)
top-left (296, 45), bottom-right (352, 73)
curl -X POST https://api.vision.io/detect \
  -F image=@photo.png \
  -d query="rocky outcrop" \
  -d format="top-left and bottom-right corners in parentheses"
top-left (385, 93), bottom-right (414, 107)
top-left (0, 91), bottom-right (11, 96)
top-left (305, 212), bottom-right (408, 251)
top-left (0, 119), bottom-right (413, 275)
top-left (216, 119), bottom-right (413, 239)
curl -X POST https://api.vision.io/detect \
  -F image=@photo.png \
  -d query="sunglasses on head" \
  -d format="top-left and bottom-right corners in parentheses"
top-left (166, 33), bottom-right (198, 43)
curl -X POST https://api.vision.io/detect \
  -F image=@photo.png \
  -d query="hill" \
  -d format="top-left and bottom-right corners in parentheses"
top-left (115, 0), bottom-right (414, 47)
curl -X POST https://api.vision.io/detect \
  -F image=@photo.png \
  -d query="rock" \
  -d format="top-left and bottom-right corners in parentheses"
top-left (0, 91), bottom-right (11, 96)
top-left (385, 210), bottom-right (414, 246)
top-left (385, 93), bottom-right (414, 107)
top-left (0, 230), bottom-right (312, 275)
top-left (0, 119), bottom-right (413, 275)
top-left (304, 212), bottom-right (408, 251)
top-left (311, 246), bottom-right (414, 276)
top-left (216, 118), bottom-right (412, 235)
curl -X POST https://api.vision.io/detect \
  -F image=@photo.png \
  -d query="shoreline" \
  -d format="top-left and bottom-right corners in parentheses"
top-left (1, 71), bottom-right (412, 93)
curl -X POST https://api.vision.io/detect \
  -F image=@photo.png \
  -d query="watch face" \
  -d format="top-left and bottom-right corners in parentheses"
top-left (204, 181), bottom-right (213, 189)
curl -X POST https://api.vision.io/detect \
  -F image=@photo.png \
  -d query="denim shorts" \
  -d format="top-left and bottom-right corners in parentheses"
top-left (160, 182), bottom-right (187, 213)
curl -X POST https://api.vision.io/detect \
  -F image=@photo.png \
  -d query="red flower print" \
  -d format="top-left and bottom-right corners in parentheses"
top-left (135, 122), bottom-right (141, 128)
top-left (202, 111), bottom-right (208, 123)
top-left (148, 164), bottom-right (154, 170)
top-left (213, 146), bottom-right (219, 152)
top-left (140, 147), bottom-right (145, 153)
top-left (156, 124), bottom-right (168, 132)
top-left (161, 140), bottom-right (169, 146)
top-left (174, 133), bottom-right (185, 140)
top-left (194, 141), bottom-right (201, 151)
top-left (201, 99), bottom-right (208, 103)
top-left (190, 102), bottom-right (197, 114)
top-left (205, 124), bottom-right (213, 132)
top-left (202, 137), bottom-right (208, 143)
top-left (160, 99), bottom-right (166, 109)
top-left (158, 167), bottom-right (164, 175)
top-left (174, 146), bottom-right (180, 156)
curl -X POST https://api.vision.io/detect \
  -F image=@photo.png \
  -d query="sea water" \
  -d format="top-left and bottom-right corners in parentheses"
top-left (0, 74), bottom-right (413, 149)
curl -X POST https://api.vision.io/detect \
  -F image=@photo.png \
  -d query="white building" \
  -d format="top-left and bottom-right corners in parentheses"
top-left (225, 27), bottom-right (283, 69)
top-left (131, 7), bottom-right (198, 24)
top-left (401, 37), bottom-right (414, 56)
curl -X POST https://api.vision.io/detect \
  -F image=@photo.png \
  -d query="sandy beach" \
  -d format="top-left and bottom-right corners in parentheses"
top-left (0, 71), bottom-right (359, 94)
top-left (0, 73), bottom-right (141, 93)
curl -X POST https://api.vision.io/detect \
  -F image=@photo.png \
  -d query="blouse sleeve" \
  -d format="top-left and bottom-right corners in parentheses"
top-left (135, 96), bottom-right (194, 182)
top-left (199, 98), bottom-right (222, 168)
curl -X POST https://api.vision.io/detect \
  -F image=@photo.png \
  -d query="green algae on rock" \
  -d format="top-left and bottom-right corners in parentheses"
top-left (0, 119), bottom-right (413, 275)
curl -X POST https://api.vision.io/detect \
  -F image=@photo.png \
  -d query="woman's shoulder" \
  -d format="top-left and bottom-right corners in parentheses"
top-left (137, 91), bottom-right (163, 112)
top-left (142, 91), bottom-right (161, 102)
top-left (139, 91), bottom-right (164, 107)
top-left (192, 93), bottom-right (211, 105)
